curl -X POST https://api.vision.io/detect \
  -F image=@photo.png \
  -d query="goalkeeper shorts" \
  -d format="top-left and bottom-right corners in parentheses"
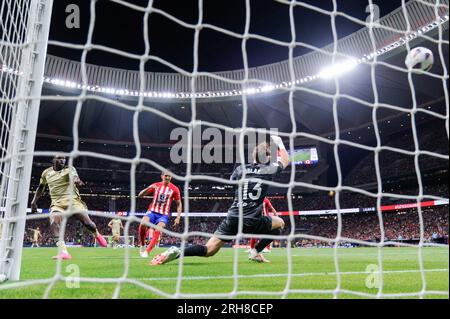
top-left (214, 216), bottom-right (273, 242)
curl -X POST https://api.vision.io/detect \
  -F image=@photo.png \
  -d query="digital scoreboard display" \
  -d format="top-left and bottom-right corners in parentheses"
top-left (289, 147), bottom-right (319, 165)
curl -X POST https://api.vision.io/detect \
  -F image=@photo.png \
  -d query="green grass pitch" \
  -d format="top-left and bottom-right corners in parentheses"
top-left (0, 246), bottom-right (448, 299)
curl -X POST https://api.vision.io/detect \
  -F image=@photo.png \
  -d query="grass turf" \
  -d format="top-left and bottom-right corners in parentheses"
top-left (0, 246), bottom-right (448, 299)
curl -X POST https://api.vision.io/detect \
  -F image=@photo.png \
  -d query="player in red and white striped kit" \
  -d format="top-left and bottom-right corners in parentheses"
top-left (137, 171), bottom-right (182, 258)
top-left (248, 197), bottom-right (277, 254)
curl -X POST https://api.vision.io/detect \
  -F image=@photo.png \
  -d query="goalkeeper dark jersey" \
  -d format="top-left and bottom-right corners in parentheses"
top-left (227, 161), bottom-right (284, 219)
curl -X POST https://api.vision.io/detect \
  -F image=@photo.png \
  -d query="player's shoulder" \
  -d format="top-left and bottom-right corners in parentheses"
top-left (42, 167), bottom-right (53, 175)
top-left (259, 161), bottom-right (283, 173)
top-left (152, 181), bottom-right (162, 188)
top-left (169, 183), bottom-right (180, 192)
top-left (232, 163), bottom-right (249, 174)
top-left (66, 165), bottom-right (77, 171)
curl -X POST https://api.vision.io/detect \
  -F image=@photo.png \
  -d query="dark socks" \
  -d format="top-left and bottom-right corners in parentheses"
top-left (255, 228), bottom-right (281, 253)
top-left (183, 245), bottom-right (208, 257)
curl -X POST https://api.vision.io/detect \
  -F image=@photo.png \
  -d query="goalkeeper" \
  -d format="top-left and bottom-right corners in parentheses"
top-left (150, 136), bottom-right (289, 265)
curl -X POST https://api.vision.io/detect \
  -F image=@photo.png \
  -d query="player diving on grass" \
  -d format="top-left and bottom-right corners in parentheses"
top-left (108, 217), bottom-right (124, 249)
top-left (137, 170), bottom-right (182, 258)
top-left (150, 135), bottom-right (289, 265)
top-left (31, 155), bottom-right (107, 260)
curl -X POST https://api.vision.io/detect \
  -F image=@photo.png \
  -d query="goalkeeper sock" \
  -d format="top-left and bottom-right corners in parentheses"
top-left (138, 224), bottom-right (147, 246)
top-left (184, 245), bottom-right (207, 257)
top-left (255, 228), bottom-right (281, 253)
top-left (146, 231), bottom-right (160, 253)
top-left (249, 238), bottom-right (256, 249)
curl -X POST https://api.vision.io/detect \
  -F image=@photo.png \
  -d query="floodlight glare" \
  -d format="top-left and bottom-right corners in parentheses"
top-left (318, 59), bottom-right (358, 79)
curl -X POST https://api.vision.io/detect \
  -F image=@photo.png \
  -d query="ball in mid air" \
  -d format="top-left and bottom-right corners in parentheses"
top-left (405, 47), bottom-right (434, 72)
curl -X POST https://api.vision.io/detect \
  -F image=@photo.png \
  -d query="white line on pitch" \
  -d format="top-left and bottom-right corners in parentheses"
top-left (288, 250), bottom-right (449, 257)
top-left (137, 268), bottom-right (449, 282)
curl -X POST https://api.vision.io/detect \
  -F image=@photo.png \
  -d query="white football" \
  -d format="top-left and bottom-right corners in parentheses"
top-left (405, 47), bottom-right (434, 72)
top-left (0, 274), bottom-right (6, 283)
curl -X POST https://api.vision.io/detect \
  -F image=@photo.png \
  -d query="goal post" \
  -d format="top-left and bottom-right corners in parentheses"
top-left (0, 0), bottom-right (54, 281)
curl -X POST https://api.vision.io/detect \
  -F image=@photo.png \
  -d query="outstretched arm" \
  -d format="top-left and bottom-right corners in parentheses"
top-left (271, 135), bottom-right (289, 168)
top-left (138, 184), bottom-right (155, 198)
top-left (73, 176), bottom-right (85, 188)
top-left (31, 184), bottom-right (46, 213)
top-left (173, 199), bottom-right (182, 226)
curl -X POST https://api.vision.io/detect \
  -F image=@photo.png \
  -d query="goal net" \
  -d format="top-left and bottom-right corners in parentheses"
top-left (0, 0), bottom-right (448, 299)
top-left (100, 236), bottom-right (135, 248)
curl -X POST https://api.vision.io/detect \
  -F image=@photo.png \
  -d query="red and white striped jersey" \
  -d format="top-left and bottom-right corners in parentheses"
top-left (146, 182), bottom-right (181, 216)
top-left (262, 198), bottom-right (275, 216)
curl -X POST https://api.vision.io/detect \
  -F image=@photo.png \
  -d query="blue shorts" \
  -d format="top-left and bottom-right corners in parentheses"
top-left (144, 211), bottom-right (169, 225)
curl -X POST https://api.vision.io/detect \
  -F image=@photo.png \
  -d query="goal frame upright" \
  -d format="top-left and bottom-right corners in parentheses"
top-left (0, 0), bottom-right (54, 281)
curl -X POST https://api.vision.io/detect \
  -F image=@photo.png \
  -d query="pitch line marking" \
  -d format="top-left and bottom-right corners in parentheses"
top-left (137, 268), bottom-right (449, 282)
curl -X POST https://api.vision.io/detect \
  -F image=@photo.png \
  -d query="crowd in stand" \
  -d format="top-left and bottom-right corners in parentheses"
top-left (19, 122), bottom-right (448, 248)
top-left (345, 125), bottom-right (448, 186)
top-left (23, 200), bottom-right (448, 247)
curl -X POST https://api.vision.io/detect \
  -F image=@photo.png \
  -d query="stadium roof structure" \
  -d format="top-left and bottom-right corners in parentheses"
top-left (34, 0), bottom-right (449, 144)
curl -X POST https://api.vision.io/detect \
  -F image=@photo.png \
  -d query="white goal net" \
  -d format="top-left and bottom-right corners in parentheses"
top-left (101, 235), bottom-right (135, 248)
top-left (0, 0), bottom-right (448, 299)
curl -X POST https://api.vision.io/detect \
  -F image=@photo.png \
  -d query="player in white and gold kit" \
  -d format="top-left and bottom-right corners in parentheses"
top-left (31, 155), bottom-right (107, 260)
top-left (108, 218), bottom-right (123, 249)
top-left (29, 227), bottom-right (42, 247)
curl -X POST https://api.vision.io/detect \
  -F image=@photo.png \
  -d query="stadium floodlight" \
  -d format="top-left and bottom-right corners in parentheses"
top-left (261, 85), bottom-right (275, 92)
top-left (318, 59), bottom-right (358, 79)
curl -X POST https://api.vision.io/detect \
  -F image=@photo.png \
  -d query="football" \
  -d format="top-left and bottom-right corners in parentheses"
top-left (405, 47), bottom-right (434, 72)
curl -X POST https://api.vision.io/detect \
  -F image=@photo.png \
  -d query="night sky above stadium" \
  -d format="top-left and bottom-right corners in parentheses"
top-left (48, 0), bottom-right (402, 72)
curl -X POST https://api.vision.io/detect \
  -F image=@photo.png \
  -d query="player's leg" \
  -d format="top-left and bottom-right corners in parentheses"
top-left (70, 199), bottom-right (107, 247)
top-left (139, 216), bottom-right (150, 248)
top-left (49, 211), bottom-right (72, 260)
top-left (256, 216), bottom-right (284, 251)
top-left (248, 238), bottom-right (256, 251)
top-left (139, 213), bottom-right (155, 257)
top-left (112, 233), bottom-right (119, 249)
top-left (73, 211), bottom-right (107, 247)
top-left (245, 238), bottom-right (256, 252)
top-left (150, 235), bottom-right (225, 266)
top-left (146, 215), bottom-right (167, 253)
top-left (249, 216), bottom-right (284, 263)
top-left (150, 218), bottom-right (232, 265)
top-left (204, 236), bottom-right (225, 257)
top-left (183, 235), bottom-right (225, 257)
top-left (74, 212), bottom-right (107, 247)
